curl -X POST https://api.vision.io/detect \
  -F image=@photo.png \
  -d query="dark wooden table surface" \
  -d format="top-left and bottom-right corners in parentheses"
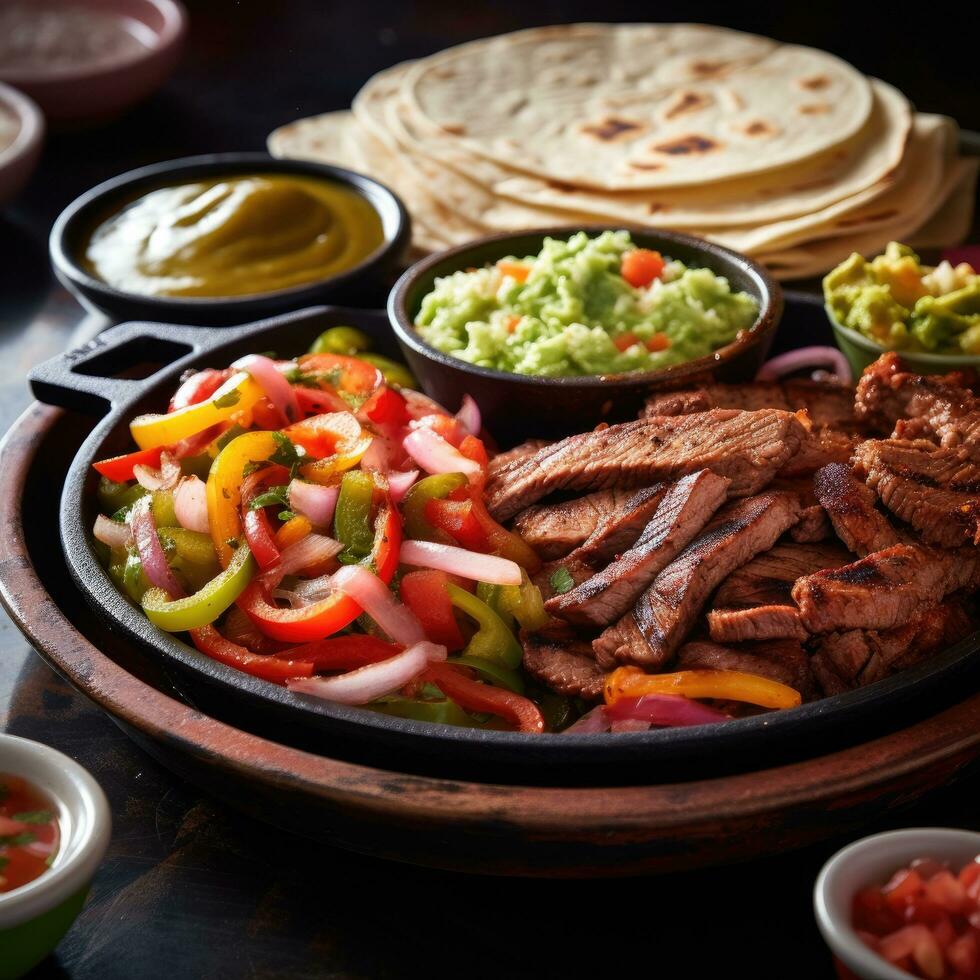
top-left (3, 4), bottom-right (980, 977)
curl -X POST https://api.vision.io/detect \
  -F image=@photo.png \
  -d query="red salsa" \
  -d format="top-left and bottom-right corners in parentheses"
top-left (0, 774), bottom-right (59, 894)
top-left (852, 855), bottom-right (980, 979)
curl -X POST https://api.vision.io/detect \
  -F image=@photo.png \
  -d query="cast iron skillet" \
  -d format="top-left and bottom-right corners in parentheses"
top-left (28, 305), bottom-right (980, 783)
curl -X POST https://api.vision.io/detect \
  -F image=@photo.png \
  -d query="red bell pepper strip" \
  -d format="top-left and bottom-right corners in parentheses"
top-left (399, 570), bottom-right (465, 651)
top-left (421, 662), bottom-right (545, 733)
top-left (189, 624), bottom-right (315, 683)
top-left (237, 499), bottom-right (401, 642)
top-left (424, 497), bottom-right (490, 552)
top-left (240, 465), bottom-right (288, 571)
top-left (278, 634), bottom-right (403, 670)
top-left (93, 446), bottom-right (163, 482)
top-left (458, 435), bottom-right (489, 472)
top-left (298, 353), bottom-right (382, 396)
top-left (362, 386), bottom-right (409, 426)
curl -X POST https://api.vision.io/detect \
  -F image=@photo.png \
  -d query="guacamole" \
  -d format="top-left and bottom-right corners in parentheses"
top-left (413, 231), bottom-right (760, 377)
top-left (824, 242), bottom-right (980, 355)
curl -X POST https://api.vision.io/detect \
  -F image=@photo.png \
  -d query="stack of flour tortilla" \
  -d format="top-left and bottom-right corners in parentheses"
top-left (268, 24), bottom-right (978, 279)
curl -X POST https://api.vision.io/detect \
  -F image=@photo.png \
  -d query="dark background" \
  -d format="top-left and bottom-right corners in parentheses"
top-left (2, 3), bottom-right (979, 977)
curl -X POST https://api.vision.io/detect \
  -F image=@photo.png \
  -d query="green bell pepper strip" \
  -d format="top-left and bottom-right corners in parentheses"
top-left (309, 326), bottom-right (372, 356)
top-left (445, 583), bottom-right (523, 670)
top-left (401, 473), bottom-right (467, 544)
top-left (335, 471), bottom-right (376, 560)
top-left (369, 694), bottom-right (475, 726)
top-left (534, 689), bottom-right (575, 732)
top-left (477, 573), bottom-right (549, 632)
top-left (98, 477), bottom-right (146, 515)
top-left (358, 353), bottom-right (417, 389)
top-left (108, 549), bottom-right (150, 604)
top-left (151, 490), bottom-right (177, 528)
top-left (158, 528), bottom-right (220, 592)
top-left (449, 654), bottom-right (525, 694)
top-left (142, 544), bottom-right (256, 632)
top-left (179, 453), bottom-right (213, 481)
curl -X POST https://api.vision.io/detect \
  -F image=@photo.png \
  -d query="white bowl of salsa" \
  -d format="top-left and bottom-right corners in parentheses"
top-left (0, 733), bottom-right (110, 979)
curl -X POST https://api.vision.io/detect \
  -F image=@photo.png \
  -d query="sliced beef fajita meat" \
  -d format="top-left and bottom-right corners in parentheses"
top-left (520, 626), bottom-right (605, 701)
top-left (707, 540), bottom-right (851, 643)
top-left (855, 352), bottom-right (980, 447)
top-left (790, 504), bottom-right (832, 543)
top-left (813, 462), bottom-right (901, 556)
top-left (792, 543), bottom-right (978, 634)
top-left (513, 488), bottom-right (640, 560)
top-left (593, 491), bottom-right (801, 668)
top-left (545, 470), bottom-right (731, 627)
top-left (642, 380), bottom-right (856, 429)
top-left (676, 639), bottom-right (815, 700)
top-left (488, 439), bottom-right (551, 479)
top-left (564, 484), bottom-right (668, 568)
top-left (485, 409), bottom-right (807, 520)
top-left (810, 601), bottom-right (974, 694)
top-left (532, 556), bottom-right (594, 602)
top-left (779, 427), bottom-right (862, 477)
top-left (853, 439), bottom-right (980, 548)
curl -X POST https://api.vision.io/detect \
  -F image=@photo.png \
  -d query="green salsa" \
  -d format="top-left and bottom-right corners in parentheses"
top-left (413, 230), bottom-right (759, 377)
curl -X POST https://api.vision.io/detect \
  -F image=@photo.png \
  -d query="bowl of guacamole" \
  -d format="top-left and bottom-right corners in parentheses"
top-left (388, 227), bottom-right (781, 441)
top-left (824, 242), bottom-right (980, 375)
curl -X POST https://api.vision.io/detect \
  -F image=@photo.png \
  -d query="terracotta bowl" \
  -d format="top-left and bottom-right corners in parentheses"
top-left (0, 82), bottom-right (44, 206)
top-left (0, 0), bottom-right (187, 123)
top-left (388, 226), bottom-right (783, 442)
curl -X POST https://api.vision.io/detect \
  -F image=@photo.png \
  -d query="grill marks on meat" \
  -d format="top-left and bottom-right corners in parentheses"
top-left (855, 352), bottom-right (980, 447)
top-left (564, 485), bottom-right (668, 568)
top-left (791, 543), bottom-right (978, 633)
top-left (593, 491), bottom-right (801, 667)
top-left (486, 409), bottom-right (807, 520)
top-left (676, 640), bottom-right (815, 700)
top-left (853, 439), bottom-right (980, 547)
top-left (521, 627), bottom-right (605, 701)
top-left (779, 428), bottom-right (862, 477)
top-left (707, 540), bottom-right (851, 643)
top-left (488, 439), bottom-right (550, 480)
top-left (545, 470), bottom-right (731, 627)
top-left (814, 462), bottom-right (900, 556)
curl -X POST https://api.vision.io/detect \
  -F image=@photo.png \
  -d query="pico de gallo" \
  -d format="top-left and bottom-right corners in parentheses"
top-left (91, 326), bottom-right (558, 733)
top-left (0, 774), bottom-right (59, 894)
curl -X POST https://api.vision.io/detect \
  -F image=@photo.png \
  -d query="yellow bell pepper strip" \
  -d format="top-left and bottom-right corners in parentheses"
top-left (401, 472), bottom-right (468, 544)
top-left (206, 430), bottom-right (280, 568)
top-left (130, 372), bottom-right (263, 450)
top-left (445, 582), bottom-right (523, 670)
top-left (275, 515), bottom-right (311, 550)
top-left (476, 572), bottom-right (548, 632)
top-left (141, 543), bottom-right (256, 632)
top-left (604, 667), bottom-right (802, 710)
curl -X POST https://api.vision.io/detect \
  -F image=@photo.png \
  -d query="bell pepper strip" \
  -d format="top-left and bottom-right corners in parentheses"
top-left (449, 653), bottom-right (525, 694)
top-left (476, 573), bottom-right (549, 632)
top-left (279, 634), bottom-right (403, 671)
top-left (130, 372), bottom-right (263, 450)
top-left (97, 477), bottom-right (146, 515)
top-left (334, 470), bottom-right (376, 559)
top-left (362, 386), bottom-right (410, 426)
top-left (206, 430), bottom-right (280, 567)
top-left (93, 447), bottom-right (163, 482)
top-left (297, 353), bottom-right (382, 396)
top-left (170, 368), bottom-right (233, 412)
top-left (309, 326), bottom-right (372, 356)
top-left (399, 570), bottom-right (465, 651)
top-left (284, 412), bottom-right (363, 459)
top-left (189, 624), bottom-right (314, 684)
top-left (369, 693), bottom-right (474, 726)
top-left (424, 496), bottom-right (489, 551)
top-left (445, 582), bottom-right (523, 669)
top-left (457, 435), bottom-right (489, 477)
top-left (141, 543), bottom-right (256, 632)
top-left (276, 515), bottom-right (311, 550)
top-left (457, 487), bottom-right (541, 572)
top-left (237, 501), bottom-right (401, 642)
top-left (357, 353), bottom-right (417, 390)
top-left (421, 662), bottom-right (544, 733)
top-left (239, 465), bottom-right (290, 571)
top-left (402, 472), bottom-right (468, 544)
top-left (604, 667), bottom-right (803, 710)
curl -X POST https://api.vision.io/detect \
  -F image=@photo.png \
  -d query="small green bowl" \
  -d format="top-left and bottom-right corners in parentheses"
top-left (0, 734), bottom-right (110, 979)
top-left (826, 303), bottom-right (980, 377)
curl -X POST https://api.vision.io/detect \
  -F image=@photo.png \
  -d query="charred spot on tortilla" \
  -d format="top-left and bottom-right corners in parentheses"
top-left (798, 102), bottom-right (832, 115)
top-left (734, 119), bottom-right (780, 138)
top-left (798, 74), bottom-right (832, 91)
top-left (688, 59), bottom-right (734, 79)
top-left (647, 202), bottom-right (670, 215)
top-left (546, 179), bottom-right (578, 193)
top-left (440, 122), bottom-right (466, 136)
top-left (431, 66), bottom-right (456, 79)
top-left (626, 161), bottom-right (665, 172)
top-left (578, 116), bottom-right (646, 142)
top-left (721, 89), bottom-right (746, 112)
top-left (662, 90), bottom-right (713, 121)
top-left (650, 134), bottom-right (721, 156)
top-left (836, 209), bottom-right (899, 228)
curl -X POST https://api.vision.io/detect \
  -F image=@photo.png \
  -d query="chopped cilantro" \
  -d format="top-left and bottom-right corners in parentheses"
top-left (224, 538), bottom-right (240, 550)
top-left (0, 856), bottom-right (8, 872)
top-left (213, 389), bottom-right (241, 409)
top-left (278, 510), bottom-right (297, 523)
top-left (0, 784), bottom-right (7, 803)
top-left (13, 810), bottom-right (53, 825)
top-left (249, 485), bottom-right (290, 511)
top-left (269, 432), bottom-right (307, 479)
top-left (549, 566), bottom-right (575, 595)
top-left (0, 832), bottom-right (36, 847)
top-left (242, 460), bottom-right (264, 478)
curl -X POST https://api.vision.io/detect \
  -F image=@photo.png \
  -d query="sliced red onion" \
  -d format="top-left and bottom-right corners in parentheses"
top-left (272, 588), bottom-right (310, 609)
top-left (174, 477), bottom-right (210, 533)
top-left (756, 346), bottom-right (852, 384)
top-left (403, 427), bottom-right (481, 481)
top-left (454, 394), bottom-right (482, 437)
top-left (233, 354), bottom-right (301, 425)
top-left (402, 388), bottom-right (453, 421)
top-left (133, 450), bottom-right (181, 491)
top-left (400, 539), bottom-right (522, 586)
top-left (286, 640), bottom-right (446, 705)
top-left (387, 469), bottom-right (419, 503)
top-left (294, 385), bottom-right (349, 416)
top-left (561, 705), bottom-right (611, 734)
top-left (93, 514), bottom-right (132, 549)
top-left (131, 498), bottom-right (185, 598)
top-left (606, 694), bottom-right (731, 727)
top-left (610, 718), bottom-right (653, 733)
top-left (288, 480), bottom-right (339, 528)
top-left (330, 564), bottom-right (425, 645)
top-left (267, 533), bottom-right (343, 579)
top-left (291, 574), bottom-right (334, 601)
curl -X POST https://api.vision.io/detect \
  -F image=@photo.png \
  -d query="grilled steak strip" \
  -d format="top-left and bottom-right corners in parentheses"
top-left (546, 471), bottom-right (731, 628)
top-left (486, 409), bottom-right (807, 521)
top-left (853, 439), bottom-right (980, 548)
top-left (791, 543), bottom-right (978, 633)
top-left (521, 627), bottom-right (605, 701)
top-left (488, 439), bottom-right (551, 480)
top-left (790, 504), bottom-right (831, 543)
top-left (593, 491), bottom-right (801, 668)
top-left (513, 489), bottom-right (640, 560)
top-left (855, 352), bottom-right (980, 447)
top-left (814, 462), bottom-right (901, 556)
top-left (676, 639), bottom-right (814, 700)
top-left (564, 485), bottom-right (668, 568)
top-left (779, 428), bottom-right (861, 477)
top-left (707, 540), bottom-right (851, 643)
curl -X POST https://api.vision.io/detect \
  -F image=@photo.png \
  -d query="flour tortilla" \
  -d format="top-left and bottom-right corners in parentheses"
top-left (402, 24), bottom-right (874, 190)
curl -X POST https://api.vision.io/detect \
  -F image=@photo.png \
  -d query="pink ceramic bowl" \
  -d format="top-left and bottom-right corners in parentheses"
top-left (0, 82), bottom-right (44, 206)
top-left (0, 0), bottom-right (187, 123)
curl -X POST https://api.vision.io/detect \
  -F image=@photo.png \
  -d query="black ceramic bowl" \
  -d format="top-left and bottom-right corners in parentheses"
top-left (388, 226), bottom-right (783, 442)
top-left (50, 152), bottom-right (411, 326)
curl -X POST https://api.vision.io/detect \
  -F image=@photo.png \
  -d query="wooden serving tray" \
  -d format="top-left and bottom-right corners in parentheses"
top-left (2, 401), bottom-right (980, 876)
